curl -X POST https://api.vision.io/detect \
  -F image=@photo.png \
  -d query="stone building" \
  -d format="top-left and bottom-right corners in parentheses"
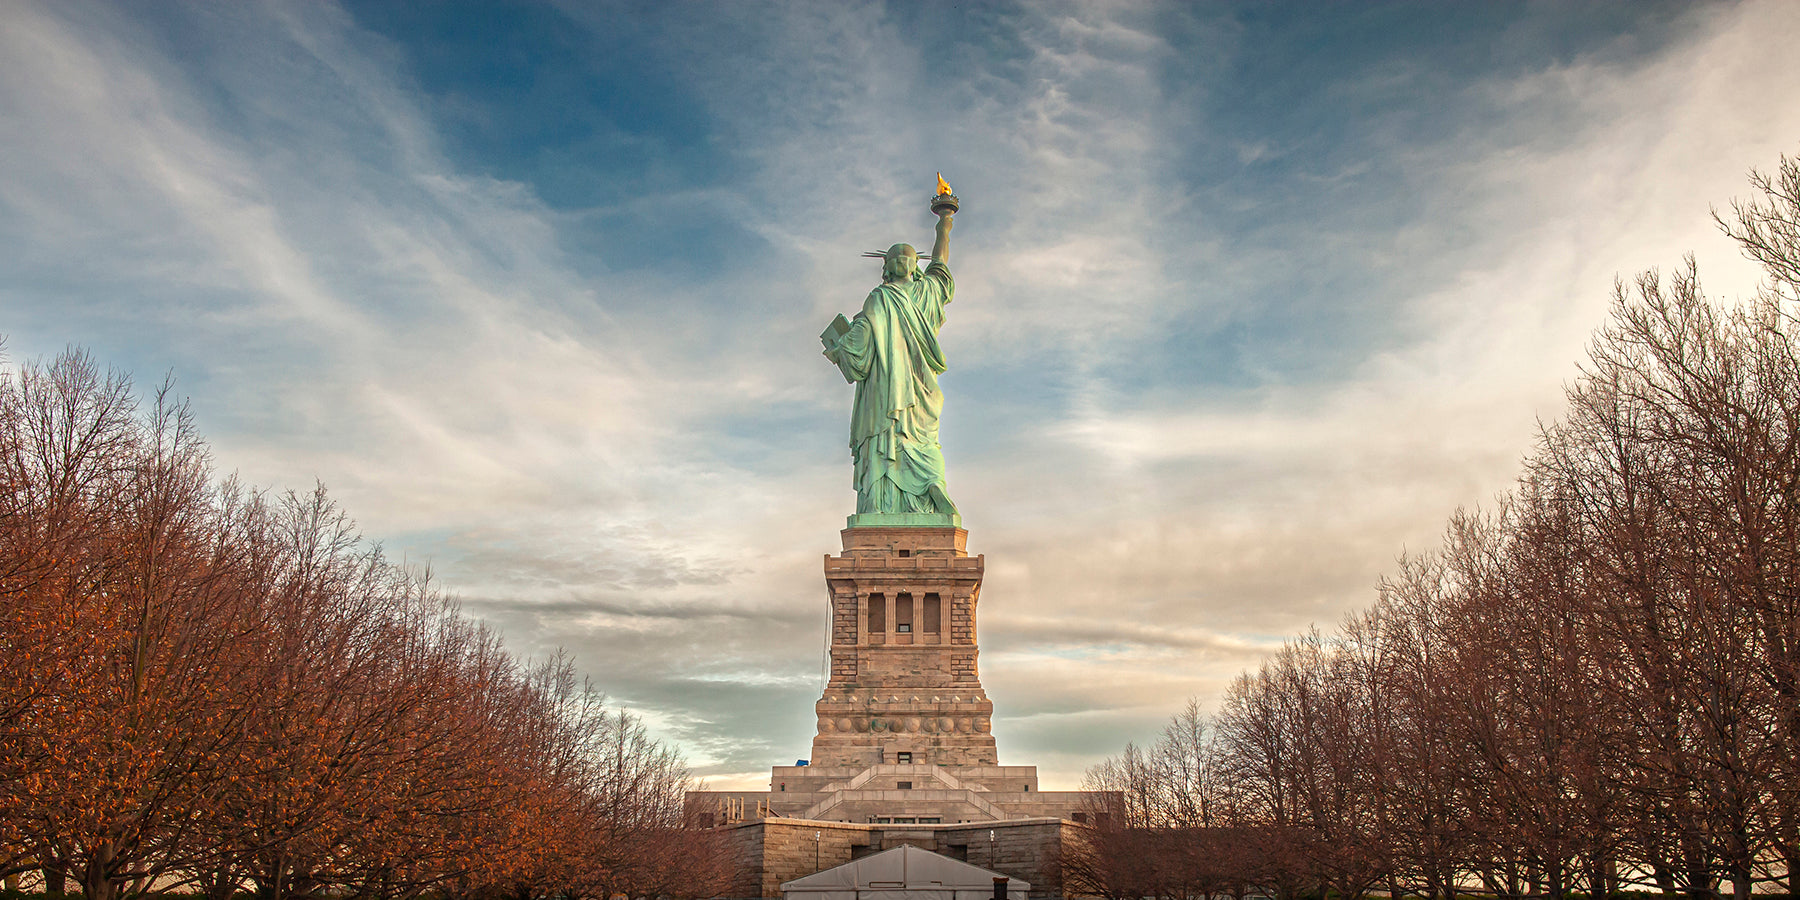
top-left (687, 525), bottom-right (1110, 898)
top-left (710, 817), bottom-right (1081, 900)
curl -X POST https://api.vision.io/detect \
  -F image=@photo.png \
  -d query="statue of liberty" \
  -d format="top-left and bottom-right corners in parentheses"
top-left (821, 175), bottom-right (961, 524)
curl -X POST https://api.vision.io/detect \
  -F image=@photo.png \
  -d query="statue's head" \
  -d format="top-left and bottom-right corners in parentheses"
top-left (881, 243), bottom-right (918, 283)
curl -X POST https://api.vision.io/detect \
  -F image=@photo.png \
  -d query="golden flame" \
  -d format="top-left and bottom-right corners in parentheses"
top-left (935, 172), bottom-right (953, 196)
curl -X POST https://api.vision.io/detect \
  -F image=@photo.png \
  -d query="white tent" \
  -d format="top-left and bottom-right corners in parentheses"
top-left (781, 845), bottom-right (1030, 900)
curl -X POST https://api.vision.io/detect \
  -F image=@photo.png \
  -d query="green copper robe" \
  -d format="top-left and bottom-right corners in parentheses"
top-left (823, 261), bottom-right (957, 514)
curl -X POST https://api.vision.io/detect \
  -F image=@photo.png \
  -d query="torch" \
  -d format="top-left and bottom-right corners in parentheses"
top-left (930, 172), bottom-right (959, 217)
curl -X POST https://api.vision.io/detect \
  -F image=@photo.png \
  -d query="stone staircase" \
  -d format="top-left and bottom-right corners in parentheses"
top-left (801, 764), bottom-right (1009, 822)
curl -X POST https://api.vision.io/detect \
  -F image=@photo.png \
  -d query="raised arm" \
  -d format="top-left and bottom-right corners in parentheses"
top-left (931, 211), bottom-right (952, 268)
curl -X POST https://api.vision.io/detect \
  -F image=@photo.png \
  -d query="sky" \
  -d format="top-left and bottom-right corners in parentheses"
top-left (3, 0), bottom-right (1799, 791)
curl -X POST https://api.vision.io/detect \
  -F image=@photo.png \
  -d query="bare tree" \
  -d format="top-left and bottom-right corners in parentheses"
top-left (1073, 148), bottom-right (1800, 900)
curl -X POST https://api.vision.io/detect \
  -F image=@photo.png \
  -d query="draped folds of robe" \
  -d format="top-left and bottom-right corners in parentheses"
top-left (823, 261), bottom-right (956, 514)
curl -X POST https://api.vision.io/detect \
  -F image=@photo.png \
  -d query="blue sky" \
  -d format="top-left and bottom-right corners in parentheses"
top-left (4, 0), bottom-right (1799, 789)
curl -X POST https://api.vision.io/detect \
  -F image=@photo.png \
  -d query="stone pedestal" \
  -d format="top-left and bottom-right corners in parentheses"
top-left (811, 527), bottom-right (995, 768)
top-left (685, 525), bottom-right (1116, 844)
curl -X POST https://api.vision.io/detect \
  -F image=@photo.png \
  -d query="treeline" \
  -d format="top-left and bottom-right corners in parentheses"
top-left (0, 353), bottom-right (730, 900)
top-left (1074, 156), bottom-right (1800, 900)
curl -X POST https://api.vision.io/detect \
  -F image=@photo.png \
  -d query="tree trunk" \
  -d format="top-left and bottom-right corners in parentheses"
top-left (1728, 867), bottom-right (1750, 900)
top-left (81, 843), bottom-right (119, 900)
top-left (1681, 852), bottom-right (1711, 900)
top-left (1588, 854), bottom-right (1612, 900)
top-left (201, 869), bottom-right (239, 900)
top-left (1652, 861), bottom-right (1677, 898)
top-left (1786, 845), bottom-right (1800, 897)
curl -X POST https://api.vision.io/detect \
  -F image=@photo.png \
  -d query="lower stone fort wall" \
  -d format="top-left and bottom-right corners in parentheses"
top-left (688, 763), bottom-right (1102, 826)
top-left (689, 788), bottom-right (1095, 826)
top-left (712, 817), bottom-right (1085, 900)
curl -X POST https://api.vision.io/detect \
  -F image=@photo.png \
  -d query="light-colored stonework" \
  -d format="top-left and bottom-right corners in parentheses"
top-left (686, 527), bottom-right (1113, 897)
top-left (696, 763), bottom-right (1094, 825)
top-left (814, 526), bottom-right (994, 769)
top-left (690, 527), bottom-right (1106, 821)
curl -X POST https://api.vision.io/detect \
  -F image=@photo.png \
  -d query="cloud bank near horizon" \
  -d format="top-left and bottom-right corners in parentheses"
top-left (4, 0), bottom-right (1799, 788)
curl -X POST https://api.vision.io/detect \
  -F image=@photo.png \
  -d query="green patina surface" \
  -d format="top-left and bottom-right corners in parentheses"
top-left (822, 190), bottom-right (961, 529)
top-left (845, 511), bottom-right (962, 529)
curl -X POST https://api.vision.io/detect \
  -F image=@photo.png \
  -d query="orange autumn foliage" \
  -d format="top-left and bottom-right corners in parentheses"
top-left (0, 349), bottom-right (728, 900)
